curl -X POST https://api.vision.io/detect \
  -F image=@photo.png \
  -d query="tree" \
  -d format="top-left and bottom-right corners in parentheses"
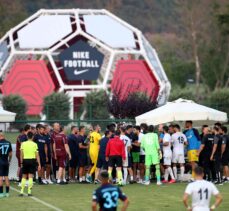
top-left (83, 90), bottom-right (110, 120)
top-left (43, 92), bottom-right (70, 121)
top-left (108, 92), bottom-right (157, 119)
top-left (2, 94), bottom-right (27, 128)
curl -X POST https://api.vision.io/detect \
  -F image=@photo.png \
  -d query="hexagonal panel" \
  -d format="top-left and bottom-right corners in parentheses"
top-left (111, 60), bottom-right (160, 101)
top-left (1, 60), bottom-right (55, 115)
top-left (18, 15), bottom-right (73, 49)
top-left (83, 15), bottom-right (136, 48)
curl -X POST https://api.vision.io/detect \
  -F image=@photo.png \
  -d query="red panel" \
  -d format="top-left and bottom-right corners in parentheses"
top-left (111, 60), bottom-right (160, 101)
top-left (2, 60), bottom-right (55, 115)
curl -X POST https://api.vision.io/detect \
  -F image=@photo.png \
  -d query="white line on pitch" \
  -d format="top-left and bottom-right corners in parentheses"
top-left (11, 187), bottom-right (63, 211)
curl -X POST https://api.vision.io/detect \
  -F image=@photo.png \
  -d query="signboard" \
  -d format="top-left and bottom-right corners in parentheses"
top-left (0, 41), bottom-right (9, 68)
top-left (59, 40), bottom-right (104, 81)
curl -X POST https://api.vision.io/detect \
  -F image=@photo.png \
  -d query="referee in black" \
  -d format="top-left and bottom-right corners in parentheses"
top-left (0, 132), bottom-right (12, 198)
top-left (20, 131), bottom-right (41, 196)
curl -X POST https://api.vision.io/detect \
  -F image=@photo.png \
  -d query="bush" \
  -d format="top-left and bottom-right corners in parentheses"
top-left (43, 92), bottom-right (70, 121)
top-left (2, 94), bottom-right (27, 120)
top-left (108, 92), bottom-right (157, 119)
top-left (169, 86), bottom-right (196, 102)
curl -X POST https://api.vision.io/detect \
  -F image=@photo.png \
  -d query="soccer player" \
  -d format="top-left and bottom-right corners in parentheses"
top-left (43, 125), bottom-right (53, 184)
top-left (162, 126), bottom-right (176, 183)
top-left (20, 131), bottom-right (41, 196)
top-left (92, 171), bottom-right (129, 211)
top-left (210, 127), bottom-right (223, 184)
top-left (87, 125), bottom-right (101, 183)
top-left (53, 127), bottom-right (71, 184)
top-left (172, 124), bottom-right (187, 181)
top-left (120, 127), bottom-right (134, 185)
top-left (95, 130), bottom-right (112, 184)
top-left (221, 126), bottom-right (229, 182)
top-left (132, 126), bottom-right (141, 181)
top-left (184, 121), bottom-right (201, 181)
top-left (141, 125), bottom-right (162, 185)
top-left (0, 132), bottom-right (12, 198)
top-left (198, 125), bottom-right (215, 181)
top-left (77, 126), bottom-right (89, 183)
top-left (183, 166), bottom-right (222, 211)
top-left (33, 124), bottom-right (48, 184)
top-left (68, 126), bottom-right (79, 182)
top-left (106, 130), bottom-right (125, 186)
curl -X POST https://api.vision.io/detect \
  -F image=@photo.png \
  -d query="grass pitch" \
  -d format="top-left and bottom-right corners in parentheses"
top-left (1, 182), bottom-right (229, 211)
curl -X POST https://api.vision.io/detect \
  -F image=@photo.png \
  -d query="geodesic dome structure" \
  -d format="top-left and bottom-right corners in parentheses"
top-left (0, 9), bottom-right (171, 118)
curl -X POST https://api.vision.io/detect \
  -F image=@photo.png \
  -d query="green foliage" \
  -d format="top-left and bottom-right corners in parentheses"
top-left (83, 90), bottom-right (109, 120)
top-left (169, 86), bottom-right (196, 102)
top-left (108, 92), bottom-right (157, 119)
top-left (43, 92), bottom-right (70, 121)
top-left (206, 88), bottom-right (229, 114)
top-left (2, 94), bottom-right (27, 121)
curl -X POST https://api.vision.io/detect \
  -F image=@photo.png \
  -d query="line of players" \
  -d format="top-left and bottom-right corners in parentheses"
top-left (14, 121), bottom-right (229, 186)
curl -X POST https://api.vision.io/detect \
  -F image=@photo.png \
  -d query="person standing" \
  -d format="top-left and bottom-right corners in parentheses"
top-left (94, 130), bottom-right (112, 184)
top-left (221, 126), bottom-right (229, 182)
top-left (53, 127), bottom-right (71, 184)
top-left (67, 126), bottom-right (79, 182)
top-left (184, 121), bottom-right (201, 181)
top-left (20, 131), bottom-right (41, 196)
top-left (183, 166), bottom-right (222, 211)
top-left (92, 171), bottom-right (129, 211)
top-left (171, 124), bottom-right (187, 181)
top-left (162, 126), bottom-right (176, 184)
top-left (141, 125), bottom-right (162, 185)
top-left (87, 125), bottom-right (101, 183)
top-left (0, 132), bottom-right (12, 198)
top-left (106, 131), bottom-right (125, 186)
top-left (210, 127), bottom-right (223, 185)
top-left (198, 125), bottom-right (215, 181)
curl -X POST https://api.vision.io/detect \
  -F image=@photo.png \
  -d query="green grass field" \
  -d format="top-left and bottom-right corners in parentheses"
top-left (1, 182), bottom-right (228, 211)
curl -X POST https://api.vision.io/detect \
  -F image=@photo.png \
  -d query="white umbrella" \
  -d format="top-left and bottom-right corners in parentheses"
top-left (135, 98), bottom-right (228, 126)
top-left (0, 106), bottom-right (16, 122)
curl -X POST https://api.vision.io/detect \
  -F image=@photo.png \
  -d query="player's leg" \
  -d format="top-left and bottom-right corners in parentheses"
top-left (20, 174), bottom-right (27, 195)
top-left (138, 155), bottom-right (145, 183)
top-left (4, 176), bottom-right (10, 197)
top-left (179, 154), bottom-right (185, 181)
top-left (172, 163), bottom-right (177, 180)
top-left (143, 155), bottom-right (151, 185)
top-left (88, 153), bottom-right (98, 182)
top-left (0, 176), bottom-right (4, 198)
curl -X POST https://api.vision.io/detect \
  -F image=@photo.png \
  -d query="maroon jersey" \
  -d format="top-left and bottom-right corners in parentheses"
top-left (53, 133), bottom-right (68, 156)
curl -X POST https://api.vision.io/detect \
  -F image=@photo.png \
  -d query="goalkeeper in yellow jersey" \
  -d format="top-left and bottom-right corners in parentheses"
top-left (86, 125), bottom-right (101, 183)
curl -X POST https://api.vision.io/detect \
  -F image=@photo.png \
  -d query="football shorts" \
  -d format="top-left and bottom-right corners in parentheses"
top-left (145, 154), bottom-right (159, 166)
top-left (188, 150), bottom-right (198, 162)
top-left (172, 153), bottom-right (185, 164)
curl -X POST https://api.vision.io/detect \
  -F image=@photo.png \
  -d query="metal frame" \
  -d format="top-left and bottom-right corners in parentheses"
top-left (0, 9), bottom-right (171, 119)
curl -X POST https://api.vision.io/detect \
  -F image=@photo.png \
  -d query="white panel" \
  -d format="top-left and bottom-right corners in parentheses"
top-left (18, 15), bottom-right (72, 49)
top-left (84, 15), bottom-right (136, 48)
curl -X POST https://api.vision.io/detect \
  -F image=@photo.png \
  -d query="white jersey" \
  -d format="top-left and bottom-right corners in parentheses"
top-left (138, 133), bottom-right (145, 155)
top-left (185, 180), bottom-right (219, 211)
top-left (171, 132), bottom-right (187, 154)
top-left (163, 133), bottom-right (172, 156)
top-left (120, 134), bottom-right (131, 159)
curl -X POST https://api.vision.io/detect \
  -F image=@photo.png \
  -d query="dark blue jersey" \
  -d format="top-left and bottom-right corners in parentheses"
top-left (92, 183), bottom-right (127, 211)
top-left (33, 133), bottom-right (47, 155)
top-left (67, 134), bottom-right (79, 155)
top-left (44, 134), bottom-right (52, 155)
top-left (19, 134), bottom-right (28, 142)
top-left (99, 137), bottom-right (109, 157)
top-left (77, 135), bottom-right (87, 154)
top-left (0, 139), bottom-right (12, 162)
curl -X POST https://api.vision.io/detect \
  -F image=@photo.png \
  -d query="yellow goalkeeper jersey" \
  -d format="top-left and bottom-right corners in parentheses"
top-left (89, 131), bottom-right (101, 154)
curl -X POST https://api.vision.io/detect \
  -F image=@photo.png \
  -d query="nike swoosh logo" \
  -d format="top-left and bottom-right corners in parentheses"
top-left (74, 69), bottom-right (89, 75)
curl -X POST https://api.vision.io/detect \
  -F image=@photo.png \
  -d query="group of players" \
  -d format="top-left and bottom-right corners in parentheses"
top-left (0, 120), bottom-right (228, 209)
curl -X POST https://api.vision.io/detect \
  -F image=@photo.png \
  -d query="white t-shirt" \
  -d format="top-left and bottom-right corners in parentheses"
top-left (185, 180), bottom-right (219, 211)
top-left (163, 133), bottom-right (172, 155)
top-left (120, 135), bottom-right (131, 158)
top-left (138, 133), bottom-right (145, 155)
top-left (171, 132), bottom-right (187, 154)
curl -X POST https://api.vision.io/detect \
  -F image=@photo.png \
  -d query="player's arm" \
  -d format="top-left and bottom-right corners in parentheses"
top-left (197, 144), bottom-right (205, 157)
top-left (53, 142), bottom-right (57, 160)
top-left (121, 198), bottom-right (129, 211)
top-left (20, 144), bottom-right (24, 165)
top-left (183, 193), bottom-right (191, 211)
top-left (65, 143), bottom-right (72, 160)
top-left (221, 137), bottom-right (226, 157)
top-left (211, 193), bottom-right (222, 210)
top-left (118, 187), bottom-right (129, 211)
top-left (91, 201), bottom-right (97, 211)
top-left (45, 143), bottom-right (48, 162)
top-left (210, 137), bottom-right (218, 160)
top-left (105, 141), bottom-right (110, 161)
top-left (36, 151), bottom-right (41, 171)
top-left (79, 143), bottom-right (88, 149)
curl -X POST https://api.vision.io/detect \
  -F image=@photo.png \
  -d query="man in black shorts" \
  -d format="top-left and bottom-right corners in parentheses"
top-left (221, 126), bottom-right (229, 182)
top-left (77, 126), bottom-right (89, 183)
top-left (20, 132), bottom-right (41, 196)
top-left (0, 132), bottom-right (12, 198)
top-left (92, 171), bottom-right (129, 211)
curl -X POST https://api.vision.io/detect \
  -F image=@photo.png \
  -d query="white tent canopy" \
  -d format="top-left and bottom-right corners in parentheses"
top-left (0, 106), bottom-right (16, 122)
top-left (135, 98), bottom-right (228, 126)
